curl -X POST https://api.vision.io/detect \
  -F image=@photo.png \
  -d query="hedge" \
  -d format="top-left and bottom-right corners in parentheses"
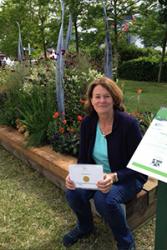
top-left (118, 57), bottom-right (167, 82)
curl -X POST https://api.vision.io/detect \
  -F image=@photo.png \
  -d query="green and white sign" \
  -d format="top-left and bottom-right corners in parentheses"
top-left (127, 107), bottom-right (167, 183)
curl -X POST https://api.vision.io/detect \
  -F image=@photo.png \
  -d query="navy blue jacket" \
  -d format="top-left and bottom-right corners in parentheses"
top-left (78, 110), bottom-right (147, 185)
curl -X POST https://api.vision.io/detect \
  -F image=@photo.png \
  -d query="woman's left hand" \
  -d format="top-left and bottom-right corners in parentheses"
top-left (97, 173), bottom-right (115, 193)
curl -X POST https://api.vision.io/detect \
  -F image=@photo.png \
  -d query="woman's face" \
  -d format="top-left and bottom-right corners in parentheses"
top-left (91, 85), bottom-right (114, 115)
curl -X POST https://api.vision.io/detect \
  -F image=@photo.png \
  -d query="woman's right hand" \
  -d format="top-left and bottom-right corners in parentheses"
top-left (65, 174), bottom-right (76, 190)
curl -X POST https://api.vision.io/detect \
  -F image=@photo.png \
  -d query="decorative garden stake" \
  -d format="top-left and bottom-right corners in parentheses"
top-left (55, 0), bottom-right (65, 115)
top-left (102, 0), bottom-right (112, 79)
top-left (55, 0), bottom-right (72, 115)
top-left (16, 22), bottom-right (24, 62)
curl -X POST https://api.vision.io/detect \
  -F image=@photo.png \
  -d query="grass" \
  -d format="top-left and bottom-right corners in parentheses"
top-left (119, 80), bottom-right (167, 114)
top-left (0, 145), bottom-right (155, 250)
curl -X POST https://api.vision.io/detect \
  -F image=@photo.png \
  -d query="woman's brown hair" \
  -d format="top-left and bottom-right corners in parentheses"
top-left (85, 76), bottom-right (125, 114)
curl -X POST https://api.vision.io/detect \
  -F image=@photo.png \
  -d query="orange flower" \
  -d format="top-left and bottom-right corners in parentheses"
top-left (68, 127), bottom-right (75, 133)
top-left (77, 115), bottom-right (83, 122)
top-left (53, 112), bottom-right (59, 119)
top-left (59, 127), bottom-right (65, 134)
top-left (136, 88), bottom-right (143, 95)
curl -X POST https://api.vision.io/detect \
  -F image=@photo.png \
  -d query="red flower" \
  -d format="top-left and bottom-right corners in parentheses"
top-left (62, 119), bottom-right (67, 125)
top-left (77, 115), bottom-right (83, 122)
top-left (53, 112), bottom-right (59, 119)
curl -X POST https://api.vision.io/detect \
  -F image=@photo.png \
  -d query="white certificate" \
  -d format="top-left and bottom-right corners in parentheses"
top-left (127, 107), bottom-right (167, 183)
top-left (69, 164), bottom-right (103, 189)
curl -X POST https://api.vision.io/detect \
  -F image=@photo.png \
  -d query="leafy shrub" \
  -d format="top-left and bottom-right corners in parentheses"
top-left (18, 84), bottom-right (55, 146)
top-left (47, 112), bottom-right (84, 156)
top-left (0, 58), bottom-right (103, 153)
top-left (0, 61), bottom-right (56, 145)
top-left (64, 68), bottom-right (102, 118)
top-left (118, 57), bottom-right (167, 82)
top-left (118, 44), bottom-right (160, 63)
top-left (0, 64), bottom-right (30, 126)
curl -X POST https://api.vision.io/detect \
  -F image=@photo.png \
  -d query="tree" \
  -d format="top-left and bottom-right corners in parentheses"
top-left (104, 0), bottom-right (139, 78)
top-left (133, 0), bottom-right (167, 82)
top-left (0, 0), bottom-right (60, 58)
top-left (65, 0), bottom-right (95, 53)
top-left (157, 0), bottom-right (167, 82)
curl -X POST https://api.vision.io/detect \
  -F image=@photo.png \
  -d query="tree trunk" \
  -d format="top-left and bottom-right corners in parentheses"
top-left (158, 26), bottom-right (167, 83)
top-left (74, 18), bottom-right (79, 54)
top-left (41, 28), bottom-right (47, 60)
top-left (38, 9), bottom-right (47, 60)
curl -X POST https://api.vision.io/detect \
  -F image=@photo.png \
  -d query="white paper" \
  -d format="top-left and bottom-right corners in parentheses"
top-left (69, 164), bottom-right (103, 189)
top-left (127, 107), bottom-right (167, 183)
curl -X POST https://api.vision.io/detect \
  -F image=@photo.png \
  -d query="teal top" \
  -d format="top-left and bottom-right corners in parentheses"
top-left (92, 123), bottom-right (111, 173)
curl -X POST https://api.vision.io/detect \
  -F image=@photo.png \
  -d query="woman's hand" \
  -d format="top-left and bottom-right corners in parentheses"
top-left (97, 173), bottom-right (115, 193)
top-left (65, 174), bottom-right (76, 190)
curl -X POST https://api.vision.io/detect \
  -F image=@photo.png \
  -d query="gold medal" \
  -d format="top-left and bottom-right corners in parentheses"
top-left (83, 175), bottom-right (90, 182)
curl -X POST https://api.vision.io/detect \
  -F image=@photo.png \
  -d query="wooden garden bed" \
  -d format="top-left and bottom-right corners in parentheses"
top-left (0, 125), bottom-right (157, 230)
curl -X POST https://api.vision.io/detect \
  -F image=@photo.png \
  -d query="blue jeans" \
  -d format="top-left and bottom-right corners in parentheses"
top-left (65, 179), bottom-right (143, 249)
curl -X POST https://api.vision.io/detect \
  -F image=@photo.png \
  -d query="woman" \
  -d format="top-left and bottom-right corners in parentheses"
top-left (63, 77), bottom-right (147, 250)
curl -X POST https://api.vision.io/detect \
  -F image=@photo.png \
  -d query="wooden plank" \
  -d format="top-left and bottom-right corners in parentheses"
top-left (143, 177), bottom-right (158, 205)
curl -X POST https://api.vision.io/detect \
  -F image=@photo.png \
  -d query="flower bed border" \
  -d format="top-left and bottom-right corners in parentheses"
top-left (0, 125), bottom-right (157, 230)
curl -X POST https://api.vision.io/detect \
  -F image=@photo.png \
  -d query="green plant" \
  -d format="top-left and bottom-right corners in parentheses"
top-left (131, 111), bottom-right (154, 134)
top-left (64, 67), bottom-right (102, 117)
top-left (17, 84), bottom-right (55, 147)
top-left (118, 57), bottom-right (167, 82)
top-left (0, 61), bottom-right (56, 145)
top-left (0, 64), bottom-right (30, 126)
top-left (47, 111), bottom-right (84, 156)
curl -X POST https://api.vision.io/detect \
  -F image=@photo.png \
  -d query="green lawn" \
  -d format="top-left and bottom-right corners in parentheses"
top-left (0, 146), bottom-right (155, 250)
top-left (119, 80), bottom-right (167, 114)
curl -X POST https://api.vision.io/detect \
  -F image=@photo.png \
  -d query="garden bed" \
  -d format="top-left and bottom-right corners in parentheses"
top-left (0, 125), bottom-right (157, 230)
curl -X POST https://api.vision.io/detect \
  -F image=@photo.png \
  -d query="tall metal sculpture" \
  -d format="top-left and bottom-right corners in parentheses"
top-left (102, 0), bottom-right (112, 79)
top-left (55, 0), bottom-right (72, 114)
top-left (16, 22), bottom-right (24, 62)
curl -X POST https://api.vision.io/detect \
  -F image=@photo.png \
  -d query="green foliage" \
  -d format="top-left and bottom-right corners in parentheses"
top-left (0, 0), bottom-right (60, 57)
top-left (18, 84), bottom-right (55, 147)
top-left (0, 61), bottom-right (56, 146)
top-left (0, 64), bottom-right (30, 126)
top-left (0, 58), bottom-right (102, 154)
top-left (118, 44), bottom-right (160, 62)
top-left (47, 67), bottom-right (102, 156)
top-left (47, 112), bottom-right (82, 156)
top-left (133, 1), bottom-right (167, 48)
top-left (118, 57), bottom-right (167, 82)
top-left (131, 111), bottom-right (154, 134)
top-left (64, 66), bottom-right (102, 117)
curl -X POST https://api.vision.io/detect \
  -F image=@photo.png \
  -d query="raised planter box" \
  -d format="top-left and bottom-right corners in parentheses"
top-left (0, 125), bottom-right (157, 230)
